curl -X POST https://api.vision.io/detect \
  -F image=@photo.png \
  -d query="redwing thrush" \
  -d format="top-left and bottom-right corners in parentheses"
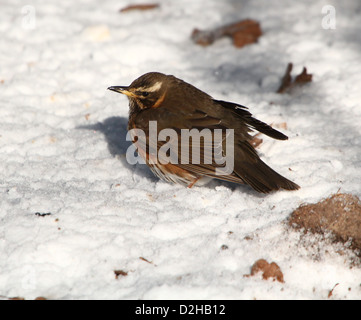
top-left (108, 72), bottom-right (300, 193)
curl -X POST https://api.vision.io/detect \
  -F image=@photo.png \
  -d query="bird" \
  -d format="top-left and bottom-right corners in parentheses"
top-left (108, 72), bottom-right (300, 193)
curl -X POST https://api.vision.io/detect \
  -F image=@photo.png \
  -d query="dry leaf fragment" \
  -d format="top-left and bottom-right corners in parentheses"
top-left (120, 4), bottom-right (159, 13)
top-left (277, 63), bottom-right (312, 93)
top-left (232, 20), bottom-right (262, 48)
top-left (277, 63), bottom-right (293, 93)
top-left (139, 257), bottom-right (156, 266)
top-left (192, 19), bottom-right (262, 48)
top-left (114, 270), bottom-right (128, 279)
top-left (244, 259), bottom-right (285, 283)
top-left (294, 67), bottom-right (313, 84)
top-left (328, 283), bottom-right (339, 298)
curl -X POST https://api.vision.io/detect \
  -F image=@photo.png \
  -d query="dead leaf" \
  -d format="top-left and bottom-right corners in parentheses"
top-left (244, 259), bottom-right (285, 283)
top-left (192, 19), bottom-right (262, 48)
top-left (114, 270), bottom-right (128, 279)
top-left (294, 67), bottom-right (313, 85)
top-left (120, 4), bottom-right (159, 13)
top-left (139, 257), bottom-right (156, 266)
top-left (277, 63), bottom-right (312, 93)
top-left (328, 283), bottom-right (339, 298)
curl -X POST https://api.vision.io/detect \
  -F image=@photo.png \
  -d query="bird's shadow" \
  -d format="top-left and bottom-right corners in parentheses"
top-left (77, 116), bottom-right (157, 182)
top-left (77, 116), bottom-right (263, 197)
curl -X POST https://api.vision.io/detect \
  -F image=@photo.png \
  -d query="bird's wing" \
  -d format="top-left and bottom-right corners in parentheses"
top-left (213, 100), bottom-right (289, 140)
top-left (132, 102), bottom-right (299, 192)
top-left (132, 106), bottom-right (243, 183)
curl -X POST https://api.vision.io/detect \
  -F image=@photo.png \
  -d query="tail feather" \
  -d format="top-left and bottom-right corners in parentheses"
top-left (235, 158), bottom-right (300, 193)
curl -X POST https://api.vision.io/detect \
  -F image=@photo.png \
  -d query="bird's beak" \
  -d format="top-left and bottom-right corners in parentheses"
top-left (107, 86), bottom-right (135, 97)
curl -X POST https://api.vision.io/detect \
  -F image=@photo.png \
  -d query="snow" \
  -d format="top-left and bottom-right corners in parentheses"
top-left (1, 0), bottom-right (361, 300)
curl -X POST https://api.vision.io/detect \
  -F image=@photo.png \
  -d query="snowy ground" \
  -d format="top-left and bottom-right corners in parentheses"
top-left (1, 0), bottom-right (361, 300)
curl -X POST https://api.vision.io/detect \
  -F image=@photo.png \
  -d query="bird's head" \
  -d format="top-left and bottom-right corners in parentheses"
top-left (108, 72), bottom-right (170, 111)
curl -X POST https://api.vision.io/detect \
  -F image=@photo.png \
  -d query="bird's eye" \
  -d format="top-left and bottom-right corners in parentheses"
top-left (142, 92), bottom-right (149, 97)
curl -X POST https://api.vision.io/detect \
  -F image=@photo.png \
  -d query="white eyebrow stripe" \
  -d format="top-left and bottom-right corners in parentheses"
top-left (138, 81), bottom-right (162, 92)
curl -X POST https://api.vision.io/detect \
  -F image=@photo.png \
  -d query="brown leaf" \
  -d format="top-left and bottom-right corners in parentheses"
top-left (328, 283), bottom-right (339, 298)
top-left (231, 20), bottom-right (262, 48)
top-left (294, 67), bottom-right (313, 84)
top-left (139, 257), bottom-right (157, 266)
top-left (244, 259), bottom-right (284, 283)
top-left (114, 270), bottom-right (128, 279)
top-left (191, 19), bottom-right (262, 48)
top-left (277, 63), bottom-right (312, 93)
top-left (277, 63), bottom-right (293, 93)
top-left (120, 4), bottom-right (159, 13)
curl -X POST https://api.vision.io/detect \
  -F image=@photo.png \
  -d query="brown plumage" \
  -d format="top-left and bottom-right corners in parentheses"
top-left (108, 72), bottom-right (300, 193)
